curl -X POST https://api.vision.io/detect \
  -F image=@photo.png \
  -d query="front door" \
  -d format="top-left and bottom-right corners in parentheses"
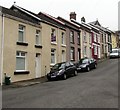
top-left (35, 54), bottom-right (41, 78)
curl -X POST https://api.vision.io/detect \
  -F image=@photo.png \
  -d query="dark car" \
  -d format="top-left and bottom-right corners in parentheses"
top-left (47, 62), bottom-right (78, 81)
top-left (76, 58), bottom-right (97, 72)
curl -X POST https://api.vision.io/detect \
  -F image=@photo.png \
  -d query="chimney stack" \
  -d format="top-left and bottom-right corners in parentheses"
top-left (70, 12), bottom-right (76, 20)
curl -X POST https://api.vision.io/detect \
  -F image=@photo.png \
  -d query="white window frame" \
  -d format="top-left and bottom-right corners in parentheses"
top-left (89, 33), bottom-right (92, 43)
top-left (16, 51), bottom-right (26, 71)
top-left (51, 49), bottom-right (56, 65)
top-left (61, 32), bottom-right (66, 46)
top-left (70, 47), bottom-right (74, 60)
top-left (18, 25), bottom-right (25, 42)
top-left (35, 30), bottom-right (41, 45)
top-left (51, 28), bottom-right (57, 44)
top-left (70, 31), bottom-right (74, 43)
top-left (94, 33), bottom-right (97, 42)
top-left (94, 45), bottom-right (97, 55)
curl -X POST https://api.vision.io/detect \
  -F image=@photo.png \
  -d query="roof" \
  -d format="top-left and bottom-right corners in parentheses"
top-left (38, 12), bottom-right (65, 25)
top-left (71, 19), bottom-right (91, 30)
top-left (89, 20), bottom-right (101, 26)
top-left (57, 16), bottom-right (80, 31)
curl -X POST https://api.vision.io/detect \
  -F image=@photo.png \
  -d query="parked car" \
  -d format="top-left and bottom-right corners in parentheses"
top-left (109, 48), bottom-right (120, 59)
top-left (47, 62), bottom-right (78, 81)
top-left (75, 58), bottom-right (97, 72)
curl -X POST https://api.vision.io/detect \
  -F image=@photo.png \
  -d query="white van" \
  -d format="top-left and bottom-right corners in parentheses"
top-left (109, 48), bottom-right (120, 58)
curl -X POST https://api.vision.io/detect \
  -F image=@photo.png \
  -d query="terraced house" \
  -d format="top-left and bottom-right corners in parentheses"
top-left (89, 20), bottom-right (112, 58)
top-left (0, 4), bottom-right (67, 84)
top-left (57, 12), bottom-right (81, 62)
top-left (37, 12), bottom-right (66, 69)
top-left (0, 5), bottom-right (43, 83)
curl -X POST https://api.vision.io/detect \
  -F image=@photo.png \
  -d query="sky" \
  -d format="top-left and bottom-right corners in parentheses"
top-left (0, 0), bottom-right (119, 31)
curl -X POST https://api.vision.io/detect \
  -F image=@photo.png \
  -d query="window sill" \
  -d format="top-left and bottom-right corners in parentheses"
top-left (50, 63), bottom-right (55, 66)
top-left (51, 42), bottom-right (57, 45)
top-left (17, 42), bottom-right (28, 46)
top-left (14, 71), bottom-right (30, 75)
top-left (61, 44), bottom-right (66, 47)
top-left (35, 45), bottom-right (42, 48)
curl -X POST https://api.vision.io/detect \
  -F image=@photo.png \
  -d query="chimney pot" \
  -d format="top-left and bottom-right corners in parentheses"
top-left (70, 12), bottom-right (76, 20)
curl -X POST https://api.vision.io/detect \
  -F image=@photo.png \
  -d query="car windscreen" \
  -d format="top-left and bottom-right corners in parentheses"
top-left (52, 63), bottom-right (65, 70)
top-left (112, 50), bottom-right (118, 53)
top-left (81, 59), bottom-right (89, 64)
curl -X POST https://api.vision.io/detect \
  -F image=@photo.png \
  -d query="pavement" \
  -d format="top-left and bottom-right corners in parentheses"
top-left (2, 58), bottom-right (109, 89)
top-left (2, 76), bottom-right (48, 89)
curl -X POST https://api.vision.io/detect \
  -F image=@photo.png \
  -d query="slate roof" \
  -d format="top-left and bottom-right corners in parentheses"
top-left (57, 16), bottom-right (80, 31)
top-left (1, 5), bottom-right (40, 25)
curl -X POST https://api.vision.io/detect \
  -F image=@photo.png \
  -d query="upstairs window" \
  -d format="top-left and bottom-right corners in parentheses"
top-left (78, 32), bottom-right (80, 45)
top-left (70, 31), bottom-right (74, 43)
top-left (89, 33), bottom-right (92, 43)
top-left (83, 31), bottom-right (87, 42)
top-left (51, 29), bottom-right (56, 43)
top-left (94, 33), bottom-right (97, 42)
top-left (18, 25), bottom-right (25, 42)
top-left (61, 32), bottom-right (65, 45)
top-left (35, 30), bottom-right (41, 45)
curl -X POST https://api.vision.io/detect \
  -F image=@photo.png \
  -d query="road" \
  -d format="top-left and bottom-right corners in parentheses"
top-left (2, 59), bottom-right (119, 108)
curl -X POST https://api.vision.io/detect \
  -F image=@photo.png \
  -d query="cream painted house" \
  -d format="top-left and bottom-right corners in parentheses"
top-left (111, 32), bottom-right (118, 49)
top-left (0, 5), bottom-right (66, 84)
top-left (0, 6), bottom-right (44, 83)
top-left (38, 12), bottom-right (66, 73)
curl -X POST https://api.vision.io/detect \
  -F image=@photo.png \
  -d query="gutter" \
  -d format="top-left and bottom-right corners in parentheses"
top-left (0, 13), bottom-right (4, 85)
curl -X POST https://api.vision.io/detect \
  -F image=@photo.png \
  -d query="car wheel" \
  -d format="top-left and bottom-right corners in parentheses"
top-left (94, 64), bottom-right (97, 69)
top-left (86, 66), bottom-right (90, 72)
top-left (63, 74), bottom-right (67, 80)
top-left (74, 70), bottom-right (78, 76)
top-left (47, 77), bottom-right (51, 81)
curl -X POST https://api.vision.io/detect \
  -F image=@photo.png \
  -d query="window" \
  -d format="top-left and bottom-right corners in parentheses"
top-left (70, 47), bottom-right (74, 61)
top-left (62, 50), bottom-right (66, 62)
top-left (78, 49), bottom-right (81, 60)
top-left (51, 49), bottom-right (56, 64)
top-left (16, 51), bottom-right (26, 71)
top-left (18, 25), bottom-right (25, 42)
top-left (89, 33), bottom-right (92, 43)
top-left (78, 32), bottom-right (80, 45)
top-left (83, 31), bottom-right (87, 42)
top-left (102, 34), bottom-right (104, 43)
top-left (94, 45), bottom-right (97, 55)
top-left (94, 33), bottom-right (97, 42)
top-left (61, 32), bottom-right (65, 45)
top-left (36, 30), bottom-right (41, 45)
top-left (84, 46), bottom-right (87, 56)
top-left (70, 31), bottom-right (74, 43)
top-left (51, 29), bottom-right (56, 43)
top-left (98, 35), bottom-right (100, 43)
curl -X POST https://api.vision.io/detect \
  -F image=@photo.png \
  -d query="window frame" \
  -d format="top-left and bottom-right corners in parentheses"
top-left (51, 49), bottom-right (56, 65)
top-left (51, 28), bottom-right (57, 44)
top-left (18, 25), bottom-right (25, 43)
top-left (16, 51), bottom-right (26, 71)
top-left (35, 30), bottom-right (41, 45)
top-left (70, 31), bottom-right (74, 43)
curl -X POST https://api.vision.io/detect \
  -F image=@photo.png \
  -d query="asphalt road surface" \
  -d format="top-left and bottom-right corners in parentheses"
top-left (2, 59), bottom-right (119, 108)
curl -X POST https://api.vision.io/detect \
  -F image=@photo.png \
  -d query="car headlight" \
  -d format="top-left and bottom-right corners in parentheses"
top-left (57, 69), bottom-right (63, 75)
top-left (82, 65), bottom-right (87, 68)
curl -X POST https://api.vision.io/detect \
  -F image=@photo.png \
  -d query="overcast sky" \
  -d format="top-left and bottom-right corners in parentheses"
top-left (0, 0), bottom-right (119, 31)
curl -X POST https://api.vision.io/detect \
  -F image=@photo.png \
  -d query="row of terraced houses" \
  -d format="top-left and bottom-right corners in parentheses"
top-left (0, 4), bottom-right (119, 84)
